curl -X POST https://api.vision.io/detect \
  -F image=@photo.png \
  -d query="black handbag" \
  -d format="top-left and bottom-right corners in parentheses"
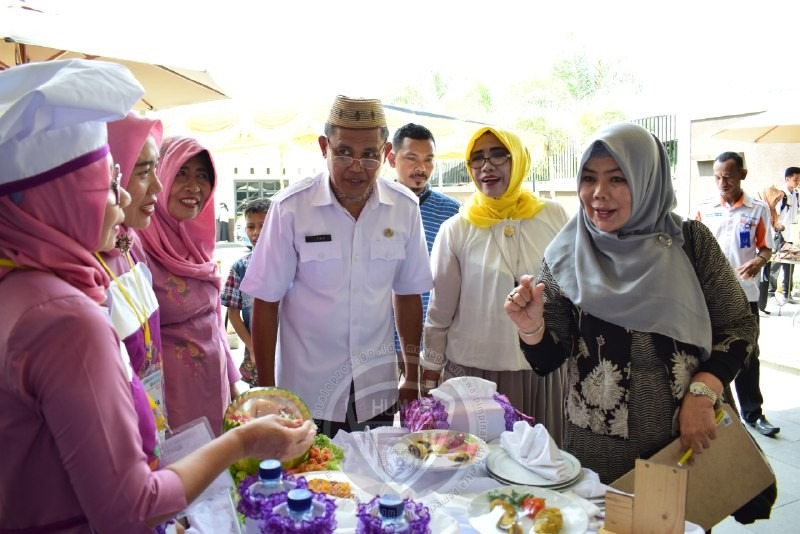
top-left (773, 230), bottom-right (786, 253)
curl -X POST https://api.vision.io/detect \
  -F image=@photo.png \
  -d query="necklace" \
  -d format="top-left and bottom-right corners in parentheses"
top-left (490, 221), bottom-right (523, 289)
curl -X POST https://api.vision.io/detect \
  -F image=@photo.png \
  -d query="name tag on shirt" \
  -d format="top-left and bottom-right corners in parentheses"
top-left (305, 234), bottom-right (332, 243)
top-left (739, 230), bottom-right (751, 249)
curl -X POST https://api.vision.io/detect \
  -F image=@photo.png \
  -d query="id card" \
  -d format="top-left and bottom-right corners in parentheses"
top-left (141, 365), bottom-right (168, 439)
top-left (739, 230), bottom-right (751, 249)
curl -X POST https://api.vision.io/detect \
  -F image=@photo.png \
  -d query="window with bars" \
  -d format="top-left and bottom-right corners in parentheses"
top-left (234, 179), bottom-right (288, 214)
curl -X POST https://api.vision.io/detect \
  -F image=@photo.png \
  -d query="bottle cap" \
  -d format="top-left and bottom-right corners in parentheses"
top-left (258, 459), bottom-right (282, 481)
top-left (287, 488), bottom-right (313, 513)
top-left (378, 494), bottom-right (405, 518)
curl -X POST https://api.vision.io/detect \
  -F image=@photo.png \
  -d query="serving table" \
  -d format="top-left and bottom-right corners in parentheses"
top-left (330, 426), bottom-right (603, 533)
top-left (173, 422), bottom-right (604, 532)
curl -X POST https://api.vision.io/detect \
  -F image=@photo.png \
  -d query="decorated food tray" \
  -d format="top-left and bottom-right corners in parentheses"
top-left (223, 387), bottom-right (312, 476)
top-left (392, 430), bottom-right (489, 471)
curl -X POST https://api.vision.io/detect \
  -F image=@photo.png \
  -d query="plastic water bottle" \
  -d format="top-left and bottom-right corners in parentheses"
top-left (264, 488), bottom-right (330, 532)
top-left (286, 488), bottom-right (315, 527)
top-left (249, 459), bottom-right (289, 497)
top-left (244, 459), bottom-right (292, 534)
top-left (378, 494), bottom-right (409, 532)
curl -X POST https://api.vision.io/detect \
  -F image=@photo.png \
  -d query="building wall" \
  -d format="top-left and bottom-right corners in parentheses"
top-left (687, 113), bottom-right (800, 217)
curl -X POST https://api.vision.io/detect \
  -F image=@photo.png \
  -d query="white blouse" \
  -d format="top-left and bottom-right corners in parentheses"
top-left (423, 201), bottom-right (568, 371)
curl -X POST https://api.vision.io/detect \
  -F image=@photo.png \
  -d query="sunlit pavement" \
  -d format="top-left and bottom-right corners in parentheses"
top-left (715, 297), bottom-right (800, 532)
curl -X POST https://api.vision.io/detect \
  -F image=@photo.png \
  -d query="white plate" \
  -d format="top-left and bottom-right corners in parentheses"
top-left (486, 448), bottom-right (582, 487)
top-left (468, 485), bottom-right (589, 534)
top-left (392, 430), bottom-right (489, 472)
top-left (486, 465), bottom-right (584, 492)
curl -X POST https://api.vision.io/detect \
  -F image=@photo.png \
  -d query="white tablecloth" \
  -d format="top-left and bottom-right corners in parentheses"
top-left (332, 427), bottom-right (602, 533)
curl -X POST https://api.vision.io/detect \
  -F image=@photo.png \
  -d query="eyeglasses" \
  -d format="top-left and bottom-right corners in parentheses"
top-left (110, 164), bottom-right (122, 206)
top-left (467, 153), bottom-right (511, 169)
top-left (331, 155), bottom-right (382, 170)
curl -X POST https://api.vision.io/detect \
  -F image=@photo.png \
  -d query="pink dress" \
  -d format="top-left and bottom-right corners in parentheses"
top-left (138, 137), bottom-right (238, 436)
top-left (0, 270), bottom-right (186, 532)
top-left (149, 256), bottom-right (235, 435)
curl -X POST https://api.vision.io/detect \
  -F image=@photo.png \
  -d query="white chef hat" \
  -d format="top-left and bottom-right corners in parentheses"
top-left (0, 59), bottom-right (145, 196)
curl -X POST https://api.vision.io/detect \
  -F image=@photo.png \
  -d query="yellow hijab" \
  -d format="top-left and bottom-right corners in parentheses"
top-left (460, 126), bottom-right (545, 227)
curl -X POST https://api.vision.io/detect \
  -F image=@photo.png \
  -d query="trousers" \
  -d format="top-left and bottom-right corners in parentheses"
top-left (769, 261), bottom-right (794, 296)
top-left (736, 302), bottom-right (765, 423)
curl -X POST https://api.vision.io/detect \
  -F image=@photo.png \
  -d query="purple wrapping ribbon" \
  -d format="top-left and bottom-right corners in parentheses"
top-left (260, 491), bottom-right (336, 533)
top-left (399, 396), bottom-right (450, 432)
top-left (355, 496), bottom-right (431, 533)
top-left (236, 473), bottom-right (307, 520)
top-left (492, 392), bottom-right (536, 430)
top-left (400, 393), bottom-right (535, 432)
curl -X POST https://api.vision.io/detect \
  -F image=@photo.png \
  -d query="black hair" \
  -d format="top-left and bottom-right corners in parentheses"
top-left (392, 123), bottom-right (435, 148)
top-left (186, 149), bottom-right (215, 187)
top-left (243, 197), bottom-right (271, 215)
top-left (323, 123), bottom-right (390, 144)
top-left (785, 167), bottom-right (800, 178)
top-left (715, 151), bottom-right (745, 169)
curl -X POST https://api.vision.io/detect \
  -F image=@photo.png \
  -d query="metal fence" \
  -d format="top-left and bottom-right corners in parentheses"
top-left (531, 115), bottom-right (678, 182)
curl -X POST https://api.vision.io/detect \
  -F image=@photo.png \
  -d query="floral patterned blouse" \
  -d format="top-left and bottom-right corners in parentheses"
top-left (522, 220), bottom-right (757, 483)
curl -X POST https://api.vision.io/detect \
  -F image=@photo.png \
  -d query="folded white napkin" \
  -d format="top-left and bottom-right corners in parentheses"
top-left (501, 421), bottom-right (571, 482)
top-left (570, 468), bottom-right (610, 499)
top-left (430, 376), bottom-right (497, 400)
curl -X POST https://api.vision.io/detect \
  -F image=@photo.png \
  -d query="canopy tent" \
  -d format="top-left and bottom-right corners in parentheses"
top-left (711, 111), bottom-right (800, 144)
top-left (0, 37), bottom-right (228, 112)
top-left (160, 101), bottom-right (546, 163)
top-left (1, 1), bottom-right (228, 111)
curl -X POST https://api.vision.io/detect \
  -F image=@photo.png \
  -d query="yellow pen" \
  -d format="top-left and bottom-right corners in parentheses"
top-left (677, 409), bottom-right (726, 467)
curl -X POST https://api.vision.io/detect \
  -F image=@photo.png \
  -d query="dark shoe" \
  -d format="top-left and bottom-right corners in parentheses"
top-left (749, 416), bottom-right (780, 437)
top-left (787, 297), bottom-right (797, 304)
top-left (759, 308), bottom-right (771, 315)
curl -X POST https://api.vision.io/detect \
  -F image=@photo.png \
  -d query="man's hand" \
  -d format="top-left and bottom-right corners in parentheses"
top-left (398, 376), bottom-right (419, 405)
top-left (736, 256), bottom-right (765, 280)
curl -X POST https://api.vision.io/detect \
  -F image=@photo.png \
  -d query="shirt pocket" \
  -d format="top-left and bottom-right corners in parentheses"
top-left (368, 240), bottom-right (406, 288)
top-left (297, 241), bottom-right (344, 290)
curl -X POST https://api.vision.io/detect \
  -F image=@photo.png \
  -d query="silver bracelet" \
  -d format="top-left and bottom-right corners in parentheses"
top-left (519, 322), bottom-right (545, 337)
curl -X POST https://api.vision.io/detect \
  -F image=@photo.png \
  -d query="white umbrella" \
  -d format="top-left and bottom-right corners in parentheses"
top-left (0, 2), bottom-right (228, 111)
top-left (0, 36), bottom-right (228, 112)
top-left (711, 111), bottom-right (800, 143)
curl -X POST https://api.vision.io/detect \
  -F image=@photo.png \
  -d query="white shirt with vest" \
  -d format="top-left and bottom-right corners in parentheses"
top-left (696, 192), bottom-right (773, 302)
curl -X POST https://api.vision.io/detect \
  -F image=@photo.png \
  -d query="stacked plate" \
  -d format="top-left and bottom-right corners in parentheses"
top-left (485, 448), bottom-right (583, 490)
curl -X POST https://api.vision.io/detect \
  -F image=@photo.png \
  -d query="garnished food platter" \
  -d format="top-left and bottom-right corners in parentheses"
top-left (392, 429), bottom-right (489, 471)
top-left (468, 485), bottom-right (589, 534)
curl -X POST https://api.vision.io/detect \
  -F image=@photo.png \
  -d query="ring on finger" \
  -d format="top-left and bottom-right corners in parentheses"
top-left (507, 291), bottom-right (516, 301)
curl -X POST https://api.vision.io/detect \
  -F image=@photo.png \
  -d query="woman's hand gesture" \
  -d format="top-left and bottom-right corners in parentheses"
top-left (504, 274), bottom-right (547, 344)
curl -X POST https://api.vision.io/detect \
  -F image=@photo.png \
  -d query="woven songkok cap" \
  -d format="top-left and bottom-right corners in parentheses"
top-left (327, 95), bottom-right (386, 129)
top-left (0, 59), bottom-right (144, 196)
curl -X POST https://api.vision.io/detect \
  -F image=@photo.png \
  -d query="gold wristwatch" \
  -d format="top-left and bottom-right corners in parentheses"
top-left (688, 381), bottom-right (720, 407)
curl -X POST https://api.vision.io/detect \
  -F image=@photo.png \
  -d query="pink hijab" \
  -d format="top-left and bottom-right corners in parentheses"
top-left (138, 136), bottom-right (219, 283)
top-left (106, 113), bottom-right (163, 259)
top-left (0, 148), bottom-right (112, 303)
top-left (108, 113), bottom-right (164, 193)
